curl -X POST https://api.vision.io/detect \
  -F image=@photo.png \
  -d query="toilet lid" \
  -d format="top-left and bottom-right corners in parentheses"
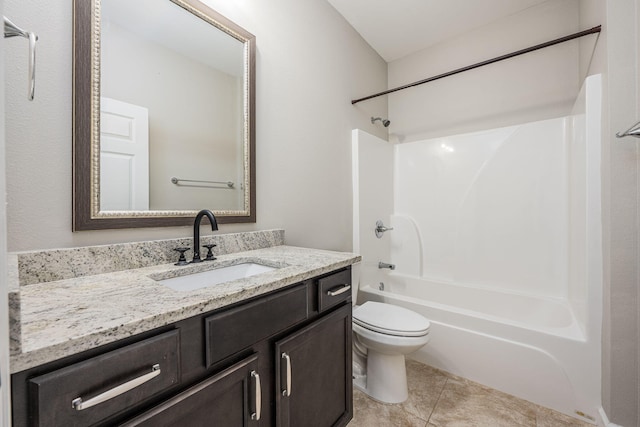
top-left (353, 301), bottom-right (430, 337)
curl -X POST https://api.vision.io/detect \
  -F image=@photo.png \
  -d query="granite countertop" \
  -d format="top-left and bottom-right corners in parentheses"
top-left (11, 245), bottom-right (360, 373)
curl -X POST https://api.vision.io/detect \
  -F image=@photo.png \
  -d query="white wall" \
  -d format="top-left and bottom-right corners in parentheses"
top-left (387, 0), bottom-right (581, 143)
top-left (3, 0), bottom-right (388, 252)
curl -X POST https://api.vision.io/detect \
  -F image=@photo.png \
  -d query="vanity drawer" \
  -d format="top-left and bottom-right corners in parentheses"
top-left (27, 330), bottom-right (180, 427)
top-left (317, 268), bottom-right (352, 312)
top-left (205, 284), bottom-right (308, 366)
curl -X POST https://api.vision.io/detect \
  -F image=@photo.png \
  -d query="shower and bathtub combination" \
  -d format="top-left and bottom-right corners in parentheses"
top-left (352, 75), bottom-right (602, 424)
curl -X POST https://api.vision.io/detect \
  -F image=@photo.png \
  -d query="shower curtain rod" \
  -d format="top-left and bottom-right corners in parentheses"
top-left (351, 25), bottom-right (601, 105)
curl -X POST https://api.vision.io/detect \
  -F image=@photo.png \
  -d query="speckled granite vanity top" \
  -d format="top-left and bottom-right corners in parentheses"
top-left (9, 231), bottom-right (360, 373)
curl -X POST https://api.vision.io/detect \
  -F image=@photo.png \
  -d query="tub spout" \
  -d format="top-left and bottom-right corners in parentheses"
top-left (378, 262), bottom-right (395, 270)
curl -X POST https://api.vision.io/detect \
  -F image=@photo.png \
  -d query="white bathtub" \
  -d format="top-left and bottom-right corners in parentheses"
top-left (358, 273), bottom-right (600, 425)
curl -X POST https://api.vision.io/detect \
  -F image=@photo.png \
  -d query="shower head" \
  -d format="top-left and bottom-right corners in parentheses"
top-left (371, 117), bottom-right (391, 127)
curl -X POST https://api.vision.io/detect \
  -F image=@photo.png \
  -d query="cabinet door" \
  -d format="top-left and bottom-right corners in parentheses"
top-left (275, 304), bottom-right (352, 427)
top-left (122, 354), bottom-right (262, 427)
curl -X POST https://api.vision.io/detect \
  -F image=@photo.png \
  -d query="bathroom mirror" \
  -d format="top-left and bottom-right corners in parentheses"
top-left (73, 0), bottom-right (255, 230)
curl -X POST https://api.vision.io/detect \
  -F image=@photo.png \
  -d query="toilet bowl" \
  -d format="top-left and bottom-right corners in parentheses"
top-left (352, 301), bottom-right (431, 403)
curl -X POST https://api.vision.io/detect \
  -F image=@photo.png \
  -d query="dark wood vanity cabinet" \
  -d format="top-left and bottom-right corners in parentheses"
top-left (275, 304), bottom-right (352, 427)
top-left (11, 267), bottom-right (353, 427)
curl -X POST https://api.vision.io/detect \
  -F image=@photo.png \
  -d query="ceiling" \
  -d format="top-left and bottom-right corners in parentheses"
top-left (327, 0), bottom-right (552, 62)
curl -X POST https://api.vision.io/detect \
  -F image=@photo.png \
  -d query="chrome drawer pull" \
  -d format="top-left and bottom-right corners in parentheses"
top-left (71, 364), bottom-right (161, 411)
top-left (250, 371), bottom-right (261, 421)
top-left (281, 352), bottom-right (291, 397)
top-left (326, 285), bottom-right (351, 297)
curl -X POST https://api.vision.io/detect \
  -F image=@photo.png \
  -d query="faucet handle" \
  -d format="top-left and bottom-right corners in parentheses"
top-left (203, 244), bottom-right (217, 261)
top-left (173, 247), bottom-right (190, 266)
top-left (375, 220), bottom-right (394, 238)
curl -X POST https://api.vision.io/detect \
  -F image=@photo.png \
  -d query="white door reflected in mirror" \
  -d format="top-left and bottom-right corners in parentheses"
top-left (100, 97), bottom-right (150, 211)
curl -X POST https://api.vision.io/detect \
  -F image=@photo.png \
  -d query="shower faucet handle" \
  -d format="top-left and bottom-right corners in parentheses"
top-left (375, 220), bottom-right (394, 238)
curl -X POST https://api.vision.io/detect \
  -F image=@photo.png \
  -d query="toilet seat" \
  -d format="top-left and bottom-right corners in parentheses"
top-left (353, 301), bottom-right (430, 337)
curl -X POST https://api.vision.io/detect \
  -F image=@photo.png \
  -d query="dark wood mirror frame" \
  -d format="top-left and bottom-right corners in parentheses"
top-left (73, 0), bottom-right (256, 230)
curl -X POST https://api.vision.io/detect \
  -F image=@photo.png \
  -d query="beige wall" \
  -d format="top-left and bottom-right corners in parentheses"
top-left (596, 0), bottom-right (640, 424)
top-left (387, 0), bottom-right (581, 143)
top-left (3, 0), bottom-right (388, 252)
top-left (580, 0), bottom-right (640, 425)
top-left (0, 0), bottom-right (10, 422)
top-left (102, 22), bottom-right (243, 211)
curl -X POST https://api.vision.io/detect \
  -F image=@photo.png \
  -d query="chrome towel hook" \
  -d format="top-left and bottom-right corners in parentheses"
top-left (4, 16), bottom-right (37, 101)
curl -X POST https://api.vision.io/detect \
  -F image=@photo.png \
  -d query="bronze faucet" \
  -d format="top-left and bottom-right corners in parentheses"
top-left (192, 209), bottom-right (218, 263)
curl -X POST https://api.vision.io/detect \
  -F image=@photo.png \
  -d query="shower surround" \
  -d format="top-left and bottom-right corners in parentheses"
top-left (352, 75), bottom-right (602, 424)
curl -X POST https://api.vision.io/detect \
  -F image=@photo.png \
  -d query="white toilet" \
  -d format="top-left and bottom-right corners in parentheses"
top-left (352, 300), bottom-right (431, 403)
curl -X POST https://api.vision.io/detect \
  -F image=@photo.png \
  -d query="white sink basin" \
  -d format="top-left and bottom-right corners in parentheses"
top-left (158, 263), bottom-right (277, 292)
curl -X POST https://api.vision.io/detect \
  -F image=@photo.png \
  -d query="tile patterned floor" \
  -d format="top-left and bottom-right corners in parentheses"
top-left (349, 359), bottom-right (593, 427)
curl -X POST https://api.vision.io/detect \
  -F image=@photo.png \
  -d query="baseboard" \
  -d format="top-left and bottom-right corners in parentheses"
top-left (598, 407), bottom-right (624, 427)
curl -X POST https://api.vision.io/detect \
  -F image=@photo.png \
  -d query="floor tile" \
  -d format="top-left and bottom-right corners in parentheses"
top-left (535, 406), bottom-right (593, 427)
top-left (401, 359), bottom-right (449, 421)
top-left (348, 359), bottom-right (594, 427)
top-left (425, 376), bottom-right (537, 427)
top-left (351, 388), bottom-right (427, 427)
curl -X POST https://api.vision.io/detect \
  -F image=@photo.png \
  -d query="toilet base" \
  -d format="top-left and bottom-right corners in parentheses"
top-left (354, 350), bottom-right (408, 404)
